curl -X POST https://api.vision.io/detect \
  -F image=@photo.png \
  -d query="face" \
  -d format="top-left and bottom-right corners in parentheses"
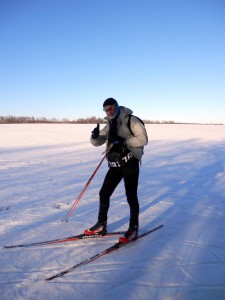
top-left (103, 105), bottom-right (116, 118)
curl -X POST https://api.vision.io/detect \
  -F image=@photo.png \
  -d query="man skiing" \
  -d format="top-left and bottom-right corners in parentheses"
top-left (84, 98), bottom-right (148, 243)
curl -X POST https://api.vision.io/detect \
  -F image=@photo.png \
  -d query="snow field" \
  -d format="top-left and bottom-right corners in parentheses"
top-left (0, 123), bottom-right (225, 300)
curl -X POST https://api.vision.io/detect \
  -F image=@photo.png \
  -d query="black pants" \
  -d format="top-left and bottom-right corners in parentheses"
top-left (98, 156), bottom-right (140, 228)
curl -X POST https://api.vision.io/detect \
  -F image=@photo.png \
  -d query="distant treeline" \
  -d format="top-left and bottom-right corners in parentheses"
top-left (0, 116), bottom-right (105, 124)
top-left (0, 116), bottom-right (223, 125)
top-left (0, 115), bottom-right (174, 124)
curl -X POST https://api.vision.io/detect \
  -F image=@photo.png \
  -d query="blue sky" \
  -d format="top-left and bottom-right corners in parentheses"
top-left (1, 0), bottom-right (225, 123)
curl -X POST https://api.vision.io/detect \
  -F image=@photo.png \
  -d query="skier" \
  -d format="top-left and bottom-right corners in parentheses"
top-left (84, 98), bottom-right (148, 243)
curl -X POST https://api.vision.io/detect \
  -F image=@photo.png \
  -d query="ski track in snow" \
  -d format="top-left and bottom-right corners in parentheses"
top-left (1, 124), bottom-right (225, 300)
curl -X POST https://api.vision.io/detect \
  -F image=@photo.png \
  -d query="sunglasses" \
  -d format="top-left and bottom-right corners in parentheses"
top-left (103, 105), bottom-right (116, 113)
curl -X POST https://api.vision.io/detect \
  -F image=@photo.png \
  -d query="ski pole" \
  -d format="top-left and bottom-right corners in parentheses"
top-left (62, 152), bottom-right (107, 222)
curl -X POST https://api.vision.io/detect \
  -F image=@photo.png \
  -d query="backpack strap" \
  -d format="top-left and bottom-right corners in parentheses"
top-left (127, 115), bottom-right (134, 136)
top-left (127, 114), bottom-right (144, 136)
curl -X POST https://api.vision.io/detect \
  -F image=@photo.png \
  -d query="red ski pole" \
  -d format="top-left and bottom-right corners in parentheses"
top-left (62, 152), bottom-right (107, 222)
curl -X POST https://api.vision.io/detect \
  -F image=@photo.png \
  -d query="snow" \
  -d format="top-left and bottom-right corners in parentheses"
top-left (1, 123), bottom-right (225, 300)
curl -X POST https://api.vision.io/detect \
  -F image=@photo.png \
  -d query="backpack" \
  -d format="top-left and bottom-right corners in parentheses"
top-left (127, 114), bottom-right (145, 136)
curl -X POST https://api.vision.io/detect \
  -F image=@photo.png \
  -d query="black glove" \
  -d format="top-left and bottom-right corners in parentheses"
top-left (91, 123), bottom-right (100, 139)
top-left (109, 135), bottom-right (125, 145)
top-left (113, 136), bottom-right (125, 145)
top-left (110, 136), bottom-right (126, 153)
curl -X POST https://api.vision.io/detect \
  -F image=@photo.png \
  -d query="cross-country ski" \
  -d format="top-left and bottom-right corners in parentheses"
top-left (3, 231), bottom-right (125, 249)
top-left (45, 225), bottom-right (163, 281)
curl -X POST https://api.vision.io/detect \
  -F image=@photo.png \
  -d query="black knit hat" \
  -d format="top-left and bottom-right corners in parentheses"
top-left (103, 98), bottom-right (118, 108)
